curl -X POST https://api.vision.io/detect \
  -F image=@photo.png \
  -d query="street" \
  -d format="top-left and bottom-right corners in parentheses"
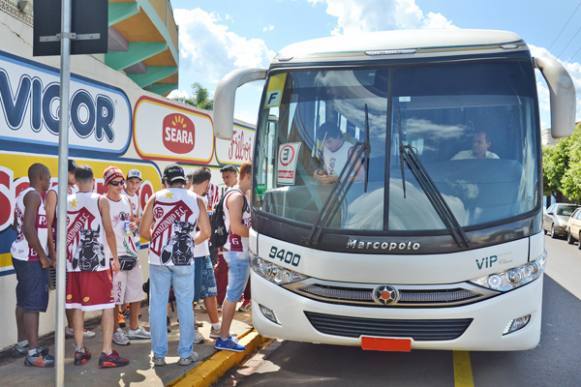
top-left (219, 236), bottom-right (581, 387)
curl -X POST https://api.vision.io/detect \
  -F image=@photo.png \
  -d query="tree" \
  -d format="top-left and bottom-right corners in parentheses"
top-left (560, 124), bottom-right (581, 202)
top-left (185, 82), bottom-right (213, 111)
top-left (543, 122), bottom-right (581, 203)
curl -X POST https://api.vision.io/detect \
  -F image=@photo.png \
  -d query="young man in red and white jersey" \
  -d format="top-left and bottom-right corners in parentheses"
top-left (215, 162), bottom-right (252, 352)
top-left (45, 159), bottom-right (97, 341)
top-left (140, 164), bottom-right (211, 366)
top-left (103, 167), bottom-right (150, 347)
top-left (11, 163), bottom-right (54, 367)
top-left (66, 166), bottom-right (129, 369)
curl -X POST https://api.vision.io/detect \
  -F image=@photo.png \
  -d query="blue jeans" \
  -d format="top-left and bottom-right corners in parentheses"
top-left (149, 264), bottom-right (194, 358)
top-left (223, 251), bottom-right (250, 303)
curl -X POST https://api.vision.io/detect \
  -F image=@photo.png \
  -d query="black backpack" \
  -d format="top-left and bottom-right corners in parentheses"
top-left (210, 189), bottom-right (249, 249)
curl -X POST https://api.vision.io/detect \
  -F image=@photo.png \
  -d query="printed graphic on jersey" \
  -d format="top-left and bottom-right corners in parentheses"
top-left (161, 220), bottom-right (195, 266)
top-left (73, 226), bottom-right (106, 271)
top-left (150, 200), bottom-right (193, 257)
top-left (67, 207), bottom-right (105, 271)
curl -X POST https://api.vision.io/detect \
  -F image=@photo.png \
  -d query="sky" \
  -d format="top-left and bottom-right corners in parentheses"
top-left (168, 0), bottom-right (581, 128)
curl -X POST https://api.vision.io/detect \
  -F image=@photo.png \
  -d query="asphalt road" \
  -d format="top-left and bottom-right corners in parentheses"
top-left (218, 236), bottom-right (581, 387)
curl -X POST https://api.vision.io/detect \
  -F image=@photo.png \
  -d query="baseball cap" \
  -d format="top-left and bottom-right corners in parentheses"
top-left (68, 159), bottom-right (77, 172)
top-left (103, 166), bottom-right (124, 186)
top-left (163, 164), bottom-right (186, 184)
top-left (127, 169), bottom-right (142, 181)
top-left (220, 165), bottom-right (238, 173)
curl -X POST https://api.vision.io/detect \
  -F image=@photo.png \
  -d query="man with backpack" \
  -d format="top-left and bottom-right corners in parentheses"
top-left (213, 162), bottom-right (252, 352)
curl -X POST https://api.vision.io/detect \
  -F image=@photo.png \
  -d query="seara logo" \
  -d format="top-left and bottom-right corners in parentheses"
top-left (163, 113), bottom-right (195, 154)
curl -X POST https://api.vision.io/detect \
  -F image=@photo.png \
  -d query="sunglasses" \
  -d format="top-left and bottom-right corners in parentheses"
top-left (109, 179), bottom-right (125, 186)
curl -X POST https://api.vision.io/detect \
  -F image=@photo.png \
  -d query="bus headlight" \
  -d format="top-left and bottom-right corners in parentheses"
top-left (252, 256), bottom-right (308, 285)
top-left (470, 255), bottom-right (545, 292)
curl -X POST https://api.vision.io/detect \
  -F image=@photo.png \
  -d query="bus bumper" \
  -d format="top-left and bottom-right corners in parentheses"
top-left (250, 271), bottom-right (543, 351)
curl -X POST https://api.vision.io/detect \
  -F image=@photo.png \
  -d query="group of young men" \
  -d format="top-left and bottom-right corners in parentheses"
top-left (11, 159), bottom-right (253, 369)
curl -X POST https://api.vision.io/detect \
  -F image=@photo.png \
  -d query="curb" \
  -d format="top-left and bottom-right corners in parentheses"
top-left (168, 329), bottom-right (269, 387)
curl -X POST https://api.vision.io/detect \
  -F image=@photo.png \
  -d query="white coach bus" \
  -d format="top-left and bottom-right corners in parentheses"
top-left (213, 30), bottom-right (577, 351)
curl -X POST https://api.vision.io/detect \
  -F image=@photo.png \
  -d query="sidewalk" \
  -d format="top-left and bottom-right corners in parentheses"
top-left (0, 307), bottom-right (253, 386)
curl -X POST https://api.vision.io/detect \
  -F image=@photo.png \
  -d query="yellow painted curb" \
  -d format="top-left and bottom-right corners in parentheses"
top-left (168, 329), bottom-right (269, 387)
top-left (453, 351), bottom-right (475, 387)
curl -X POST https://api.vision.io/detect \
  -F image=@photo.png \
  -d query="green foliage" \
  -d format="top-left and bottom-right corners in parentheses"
top-left (184, 82), bottom-right (214, 110)
top-left (543, 122), bottom-right (581, 202)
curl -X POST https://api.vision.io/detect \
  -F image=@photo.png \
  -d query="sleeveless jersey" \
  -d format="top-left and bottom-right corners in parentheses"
top-left (223, 188), bottom-right (251, 252)
top-left (106, 195), bottom-right (138, 258)
top-left (193, 195), bottom-right (210, 257)
top-left (125, 192), bottom-right (141, 219)
top-left (11, 188), bottom-right (48, 262)
top-left (323, 141), bottom-right (353, 176)
top-left (66, 192), bottom-right (108, 272)
top-left (148, 188), bottom-right (200, 266)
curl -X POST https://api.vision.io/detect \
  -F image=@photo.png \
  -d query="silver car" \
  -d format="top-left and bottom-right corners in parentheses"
top-left (543, 203), bottom-right (580, 238)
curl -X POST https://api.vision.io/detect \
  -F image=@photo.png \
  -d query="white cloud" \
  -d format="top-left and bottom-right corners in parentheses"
top-left (173, 8), bottom-right (275, 123)
top-left (174, 8), bottom-right (274, 91)
top-left (309, 0), bottom-right (456, 35)
top-left (262, 24), bottom-right (275, 33)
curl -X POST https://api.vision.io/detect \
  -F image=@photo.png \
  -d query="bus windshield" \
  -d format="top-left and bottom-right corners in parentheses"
top-left (253, 60), bottom-right (540, 233)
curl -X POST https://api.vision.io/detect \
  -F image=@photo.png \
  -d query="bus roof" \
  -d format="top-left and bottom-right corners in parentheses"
top-left (275, 29), bottom-right (527, 64)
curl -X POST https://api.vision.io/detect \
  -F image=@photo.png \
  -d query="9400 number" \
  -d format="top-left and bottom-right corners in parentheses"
top-left (268, 246), bottom-right (301, 267)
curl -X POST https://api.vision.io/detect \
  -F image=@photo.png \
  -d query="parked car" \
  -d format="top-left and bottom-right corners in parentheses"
top-left (566, 208), bottom-right (581, 249)
top-left (543, 203), bottom-right (580, 238)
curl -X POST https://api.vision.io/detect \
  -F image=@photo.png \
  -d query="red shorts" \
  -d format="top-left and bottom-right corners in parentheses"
top-left (66, 270), bottom-right (115, 311)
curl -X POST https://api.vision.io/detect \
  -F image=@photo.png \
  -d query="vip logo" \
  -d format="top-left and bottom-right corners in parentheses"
top-left (476, 255), bottom-right (498, 270)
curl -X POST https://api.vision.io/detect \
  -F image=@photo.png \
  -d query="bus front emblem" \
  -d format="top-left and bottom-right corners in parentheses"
top-left (372, 285), bottom-right (400, 305)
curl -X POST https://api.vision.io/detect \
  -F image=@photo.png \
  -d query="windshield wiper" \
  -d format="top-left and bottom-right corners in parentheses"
top-left (307, 141), bottom-right (367, 246)
top-left (401, 144), bottom-right (469, 248)
top-left (364, 104), bottom-right (371, 192)
top-left (395, 105), bottom-right (407, 198)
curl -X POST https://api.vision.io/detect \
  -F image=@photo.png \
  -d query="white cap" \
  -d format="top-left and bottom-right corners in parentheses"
top-left (127, 169), bottom-right (142, 181)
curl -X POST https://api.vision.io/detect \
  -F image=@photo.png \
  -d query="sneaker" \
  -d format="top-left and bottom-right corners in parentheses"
top-left (65, 327), bottom-right (96, 339)
top-left (194, 330), bottom-right (205, 344)
top-left (12, 342), bottom-right (28, 357)
top-left (178, 352), bottom-right (199, 366)
top-left (74, 348), bottom-right (91, 366)
top-left (152, 356), bottom-right (166, 367)
top-left (127, 327), bottom-right (151, 340)
top-left (209, 326), bottom-right (221, 339)
top-left (238, 300), bottom-right (252, 313)
top-left (214, 336), bottom-right (245, 352)
top-left (98, 350), bottom-right (129, 369)
top-left (113, 328), bottom-right (130, 346)
top-left (24, 352), bottom-right (55, 368)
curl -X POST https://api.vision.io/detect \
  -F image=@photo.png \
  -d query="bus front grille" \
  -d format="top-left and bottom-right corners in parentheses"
top-left (304, 311), bottom-right (472, 341)
top-left (285, 279), bottom-right (498, 307)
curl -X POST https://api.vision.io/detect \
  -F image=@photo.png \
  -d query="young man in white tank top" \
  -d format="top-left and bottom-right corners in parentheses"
top-left (65, 166), bottom-right (129, 369)
top-left (44, 159), bottom-right (96, 340)
top-left (11, 163), bottom-right (54, 367)
top-left (103, 167), bottom-right (149, 347)
top-left (215, 162), bottom-right (252, 352)
top-left (140, 164), bottom-right (211, 366)
top-left (190, 168), bottom-right (221, 342)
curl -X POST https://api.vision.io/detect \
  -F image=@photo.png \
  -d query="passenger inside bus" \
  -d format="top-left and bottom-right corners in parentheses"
top-left (451, 131), bottom-right (500, 160)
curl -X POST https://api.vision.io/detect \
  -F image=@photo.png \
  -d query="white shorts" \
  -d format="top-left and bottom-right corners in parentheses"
top-left (112, 265), bottom-right (145, 305)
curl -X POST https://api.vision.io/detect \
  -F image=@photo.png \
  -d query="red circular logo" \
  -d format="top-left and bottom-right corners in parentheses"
top-left (279, 144), bottom-right (296, 167)
top-left (162, 113), bottom-right (196, 154)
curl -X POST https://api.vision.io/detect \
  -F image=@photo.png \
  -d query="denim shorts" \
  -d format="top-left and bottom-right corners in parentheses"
top-left (223, 251), bottom-right (250, 303)
top-left (13, 258), bottom-right (49, 312)
top-left (193, 256), bottom-right (217, 301)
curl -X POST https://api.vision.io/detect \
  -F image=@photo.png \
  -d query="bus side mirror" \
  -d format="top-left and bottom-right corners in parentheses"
top-left (534, 56), bottom-right (576, 139)
top-left (213, 68), bottom-right (267, 139)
